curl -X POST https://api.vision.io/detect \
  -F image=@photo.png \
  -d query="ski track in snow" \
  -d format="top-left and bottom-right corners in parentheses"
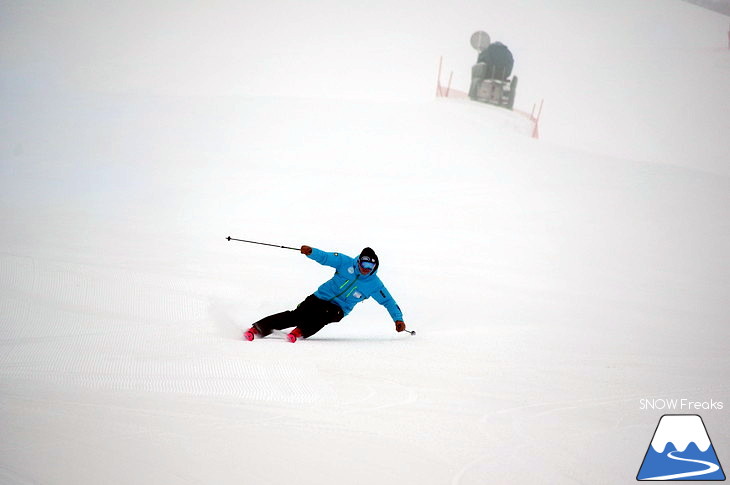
top-left (0, 253), bottom-right (331, 404)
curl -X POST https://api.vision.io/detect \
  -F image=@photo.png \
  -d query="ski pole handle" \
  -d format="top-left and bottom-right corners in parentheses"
top-left (226, 236), bottom-right (299, 251)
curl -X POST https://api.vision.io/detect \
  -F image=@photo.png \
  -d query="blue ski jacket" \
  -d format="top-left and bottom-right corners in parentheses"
top-left (307, 248), bottom-right (403, 322)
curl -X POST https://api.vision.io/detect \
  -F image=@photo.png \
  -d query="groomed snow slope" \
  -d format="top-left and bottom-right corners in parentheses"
top-left (2, 2), bottom-right (730, 485)
top-left (2, 93), bottom-right (729, 484)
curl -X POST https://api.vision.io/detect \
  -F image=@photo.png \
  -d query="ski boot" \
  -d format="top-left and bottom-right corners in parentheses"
top-left (286, 327), bottom-right (303, 343)
top-left (243, 326), bottom-right (260, 341)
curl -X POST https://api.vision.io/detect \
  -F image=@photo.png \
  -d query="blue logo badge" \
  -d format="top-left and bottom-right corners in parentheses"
top-left (637, 414), bottom-right (725, 481)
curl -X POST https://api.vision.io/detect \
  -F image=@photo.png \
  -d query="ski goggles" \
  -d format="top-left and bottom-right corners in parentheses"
top-left (359, 259), bottom-right (376, 270)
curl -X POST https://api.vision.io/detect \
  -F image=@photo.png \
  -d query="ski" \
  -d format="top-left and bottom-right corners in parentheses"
top-left (242, 327), bottom-right (302, 342)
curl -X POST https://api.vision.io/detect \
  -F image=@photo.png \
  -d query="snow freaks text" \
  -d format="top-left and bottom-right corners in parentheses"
top-left (639, 399), bottom-right (724, 411)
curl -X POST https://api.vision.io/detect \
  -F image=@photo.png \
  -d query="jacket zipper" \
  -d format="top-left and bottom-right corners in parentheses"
top-left (329, 274), bottom-right (360, 302)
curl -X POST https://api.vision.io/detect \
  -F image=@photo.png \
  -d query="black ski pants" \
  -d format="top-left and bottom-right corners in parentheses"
top-left (253, 294), bottom-right (345, 339)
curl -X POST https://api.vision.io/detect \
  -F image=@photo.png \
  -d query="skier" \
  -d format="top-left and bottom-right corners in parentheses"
top-left (245, 245), bottom-right (406, 342)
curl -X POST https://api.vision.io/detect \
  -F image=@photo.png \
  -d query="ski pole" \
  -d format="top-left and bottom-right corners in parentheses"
top-left (226, 236), bottom-right (299, 251)
top-left (404, 329), bottom-right (416, 336)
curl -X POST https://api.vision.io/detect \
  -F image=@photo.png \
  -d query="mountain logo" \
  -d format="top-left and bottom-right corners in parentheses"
top-left (637, 414), bottom-right (725, 481)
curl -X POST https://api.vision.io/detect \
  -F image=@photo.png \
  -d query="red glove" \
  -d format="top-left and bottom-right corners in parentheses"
top-left (395, 320), bottom-right (406, 332)
top-left (301, 245), bottom-right (312, 255)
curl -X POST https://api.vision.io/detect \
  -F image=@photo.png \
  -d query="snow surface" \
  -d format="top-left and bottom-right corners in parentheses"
top-left (1, 1), bottom-right (729, 484)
